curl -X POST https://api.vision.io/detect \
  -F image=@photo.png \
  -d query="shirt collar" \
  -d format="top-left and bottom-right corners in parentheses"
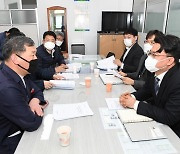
top-left (155, 71), bottom-right (167, 86)
top-left (2, 64), bottom-right (24, 84)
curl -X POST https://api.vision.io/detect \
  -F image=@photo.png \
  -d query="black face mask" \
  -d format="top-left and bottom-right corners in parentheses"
top-left (16, 54), bottom-right (38, 74)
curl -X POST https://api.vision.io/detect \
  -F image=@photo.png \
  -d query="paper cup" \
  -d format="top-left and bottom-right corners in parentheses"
top-left (57, 126), bottom-right (71, 147)
top-left (106, 83), bottom-right (112, 92)
top-left (90, 62), bottom-right (94, 70)
top-left (85, 77), bottom-right (91, 88)
top-left (94, 69), bottom-right (99, 77)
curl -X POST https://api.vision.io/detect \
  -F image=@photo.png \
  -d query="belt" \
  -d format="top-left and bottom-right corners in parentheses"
top-left (8, 131), bottom-right (21, 138)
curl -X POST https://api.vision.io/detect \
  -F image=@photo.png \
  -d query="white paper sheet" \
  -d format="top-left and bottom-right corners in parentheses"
top-left (50, 80), bottom-right (75, 90)
top-left (65, 63), bottom-right (82, 73)
top-left (105, 98), bottom-right (125, 110)
top-left (41, 114), bottom-right (54, 140)
top-left (60, 73), bottom-right (79, 80)
top-left (53, 102), bottom-right (94, 120)
top-left (99, 108), bottom-right (123, 129)
top-left (117, 131), bottom-right (177, 154)
top-left (97, 56), bottom-right (117, 70)
top-left (99, 74), bottom-right (123, 85)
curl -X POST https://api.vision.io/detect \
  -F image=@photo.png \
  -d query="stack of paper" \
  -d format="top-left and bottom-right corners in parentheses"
top-left (117, 109), bottom-right (153, 124)
top-left (53, 102), bottom-right (94, 120)
top-left (50, 80), bottom-right (75, 89)
top-left (60, 73), bottom-right (79, 80)
top-left (65, 63), bottom-right (82, 73)
top-left (96, 56), bottom-right (117, 70)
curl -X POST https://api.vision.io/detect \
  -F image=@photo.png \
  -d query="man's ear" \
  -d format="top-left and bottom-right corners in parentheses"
top-left (134, 36), bottom-right (138, 41)
top-left (10, 53), bottom-right (18, 64)
top-left (167, 57), bottom-right (175, 66)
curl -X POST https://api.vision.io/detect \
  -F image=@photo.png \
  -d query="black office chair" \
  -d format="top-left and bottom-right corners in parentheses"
top-left (106, 52), bottom-right (115, 58)
top-left (71, 44), bottom-right (85, 55)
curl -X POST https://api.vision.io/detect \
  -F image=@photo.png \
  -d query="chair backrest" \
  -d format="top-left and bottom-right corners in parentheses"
top-left (106, 52), bottom-right (115, 58)
top-left (71, 44), bottom-right (85, 55)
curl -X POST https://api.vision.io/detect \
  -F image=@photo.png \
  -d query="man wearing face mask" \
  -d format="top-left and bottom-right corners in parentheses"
top-left (114, 28), bottom-right (144, 73)
top-left (36, 31), bottom-right (67, 80)
top-left (55, 31), bottom-right (69, 59)
top-left (119, 34), bottom-right (180, 138)
top-left (0, 36), bottom-right (47, 153)
top-left (119, 30), bottom-right (164, 90)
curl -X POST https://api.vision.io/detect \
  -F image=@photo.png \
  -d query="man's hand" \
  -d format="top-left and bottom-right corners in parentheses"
top-left (122, 77), bottom-right (134, 85)
top-left (119, 92), bottom-right (136, 108)
top-left (53, 74), bottom-right (64, 80)
top-left (118, 71), bottom-right (127, 77)
top-left (29, 98), bottom-right (43, 116)
top-left (113, 59), bottom-right (122, 66)
top-left (55, 65), bottom-right (66, 73)
top-left (44, 81), bottom-right (53, 90)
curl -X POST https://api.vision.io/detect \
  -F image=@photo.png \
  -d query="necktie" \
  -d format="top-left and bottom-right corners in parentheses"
top-left (154, 77), bottom-right (160, 95)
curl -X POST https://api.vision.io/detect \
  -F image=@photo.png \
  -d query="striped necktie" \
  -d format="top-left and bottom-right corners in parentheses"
top-left (154, 77), bottom-right (160, 95)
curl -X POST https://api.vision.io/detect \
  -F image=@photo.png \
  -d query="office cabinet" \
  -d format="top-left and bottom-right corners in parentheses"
top-left (97, 33), bottom-right (125, 59)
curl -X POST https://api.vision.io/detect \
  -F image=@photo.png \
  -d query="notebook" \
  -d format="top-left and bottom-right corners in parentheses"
top-left (99, 74), bottom-right (122, 85)
top-left (117, 109), bottom-right (153, 124)
top-left (124, 121), bottom-right (167, 142)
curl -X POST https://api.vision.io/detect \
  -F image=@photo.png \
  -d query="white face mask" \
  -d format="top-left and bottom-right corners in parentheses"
top-left (56, 40), bottom-right (63, 47)
top-left (44, 41), bottom-right (55, 50)
top-left (144, 43), bottom-right (153, 54)
top-left (145, 56), bottom-right (169, 73)
top-left (124, 39), bottom-right (133, 47)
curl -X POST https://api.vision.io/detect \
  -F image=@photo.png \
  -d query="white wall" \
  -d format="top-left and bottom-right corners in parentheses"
top-left (0, 0), bottom-right (5, 9)
top-left (36, 0), bottom-right (133, 54)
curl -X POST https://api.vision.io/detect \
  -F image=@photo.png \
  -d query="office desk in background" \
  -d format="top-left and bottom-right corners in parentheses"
top-left (15, 60), bottom-right (180, 154)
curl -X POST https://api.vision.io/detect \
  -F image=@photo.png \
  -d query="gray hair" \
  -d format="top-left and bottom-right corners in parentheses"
top-left (2, 36), bottom-right (35, 60)
top-left (55, 31), bottom-right (64, 38)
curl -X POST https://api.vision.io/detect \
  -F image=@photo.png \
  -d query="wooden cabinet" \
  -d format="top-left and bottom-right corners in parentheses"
top-left (97, 33), bottom-right (125, 59)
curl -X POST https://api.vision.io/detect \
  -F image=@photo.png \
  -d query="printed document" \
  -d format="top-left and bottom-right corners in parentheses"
top-left (105, 98), bottom-right (125, 110)
top-left (50, 80), bottom-right (75, 89)
top-left (97, 56), bottom-right (117, 70)
top-left (60, 73), bottom-right (79, 80)
top-left (53, 101), bottom-right (94, 120)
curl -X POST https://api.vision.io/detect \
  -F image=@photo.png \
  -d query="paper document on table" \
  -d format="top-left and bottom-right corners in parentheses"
top-left (53, 101), bottom-right (94, 120)
top-left (41, 114), bottom-right (54, 140)
top-left (60, 73), bottom-right (79, 80)
top-left (65, 63), bottom-right (82, 73)
top-left (118, 131), bottom-right (177, 154)
top-left (50, 80), bottom-right (75, 90)
top-left (117, 109), bottom-right (153, 124)
top-left (97, 56), bottom-right (117, 70)
top-left (105, 98), bottom-right (125, 110)
top-left (99, 74), bottom-right (122, 85)
top-left (124, 121), bottom-right (167, 142)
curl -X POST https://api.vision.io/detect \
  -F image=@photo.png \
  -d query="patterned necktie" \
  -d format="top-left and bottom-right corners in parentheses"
top-left (154, 77), bottom-right (160, 95)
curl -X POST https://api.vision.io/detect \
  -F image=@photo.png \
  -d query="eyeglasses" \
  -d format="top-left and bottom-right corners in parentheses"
top-left (147, 51), bottom-right (172, 57)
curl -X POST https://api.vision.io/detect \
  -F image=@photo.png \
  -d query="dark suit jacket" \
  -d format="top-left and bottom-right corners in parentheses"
top-left (133, 64), bottom-right (180, 137)
top-left (36, 44), bottom-right (65, 80)
top-left (0, 64), bottom-right (44, 153)
top-left (118, 42), bottom-right (144, 73)
top-left (126, 54), bottom-right (148, 90)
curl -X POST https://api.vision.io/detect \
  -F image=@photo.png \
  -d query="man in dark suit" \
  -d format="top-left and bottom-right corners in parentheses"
top-left (0, 36), bottom-right (48, 153)
top-left (36, 31), bottom-right (67, 80)
top-left (120, 34), bottom-right (180, 137)
top-left (120, 30), bottom-right (164, 90)
top-left (114, 28), bottom-right (144, 73)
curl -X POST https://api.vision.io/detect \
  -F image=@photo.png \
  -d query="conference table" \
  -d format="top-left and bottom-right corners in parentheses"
top-left (15, 57), bottom-right (180, 154)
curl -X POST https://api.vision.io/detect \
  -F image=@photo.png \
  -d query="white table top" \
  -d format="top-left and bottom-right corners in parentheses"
top-left (15, 73), bottom-right (180, 154)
